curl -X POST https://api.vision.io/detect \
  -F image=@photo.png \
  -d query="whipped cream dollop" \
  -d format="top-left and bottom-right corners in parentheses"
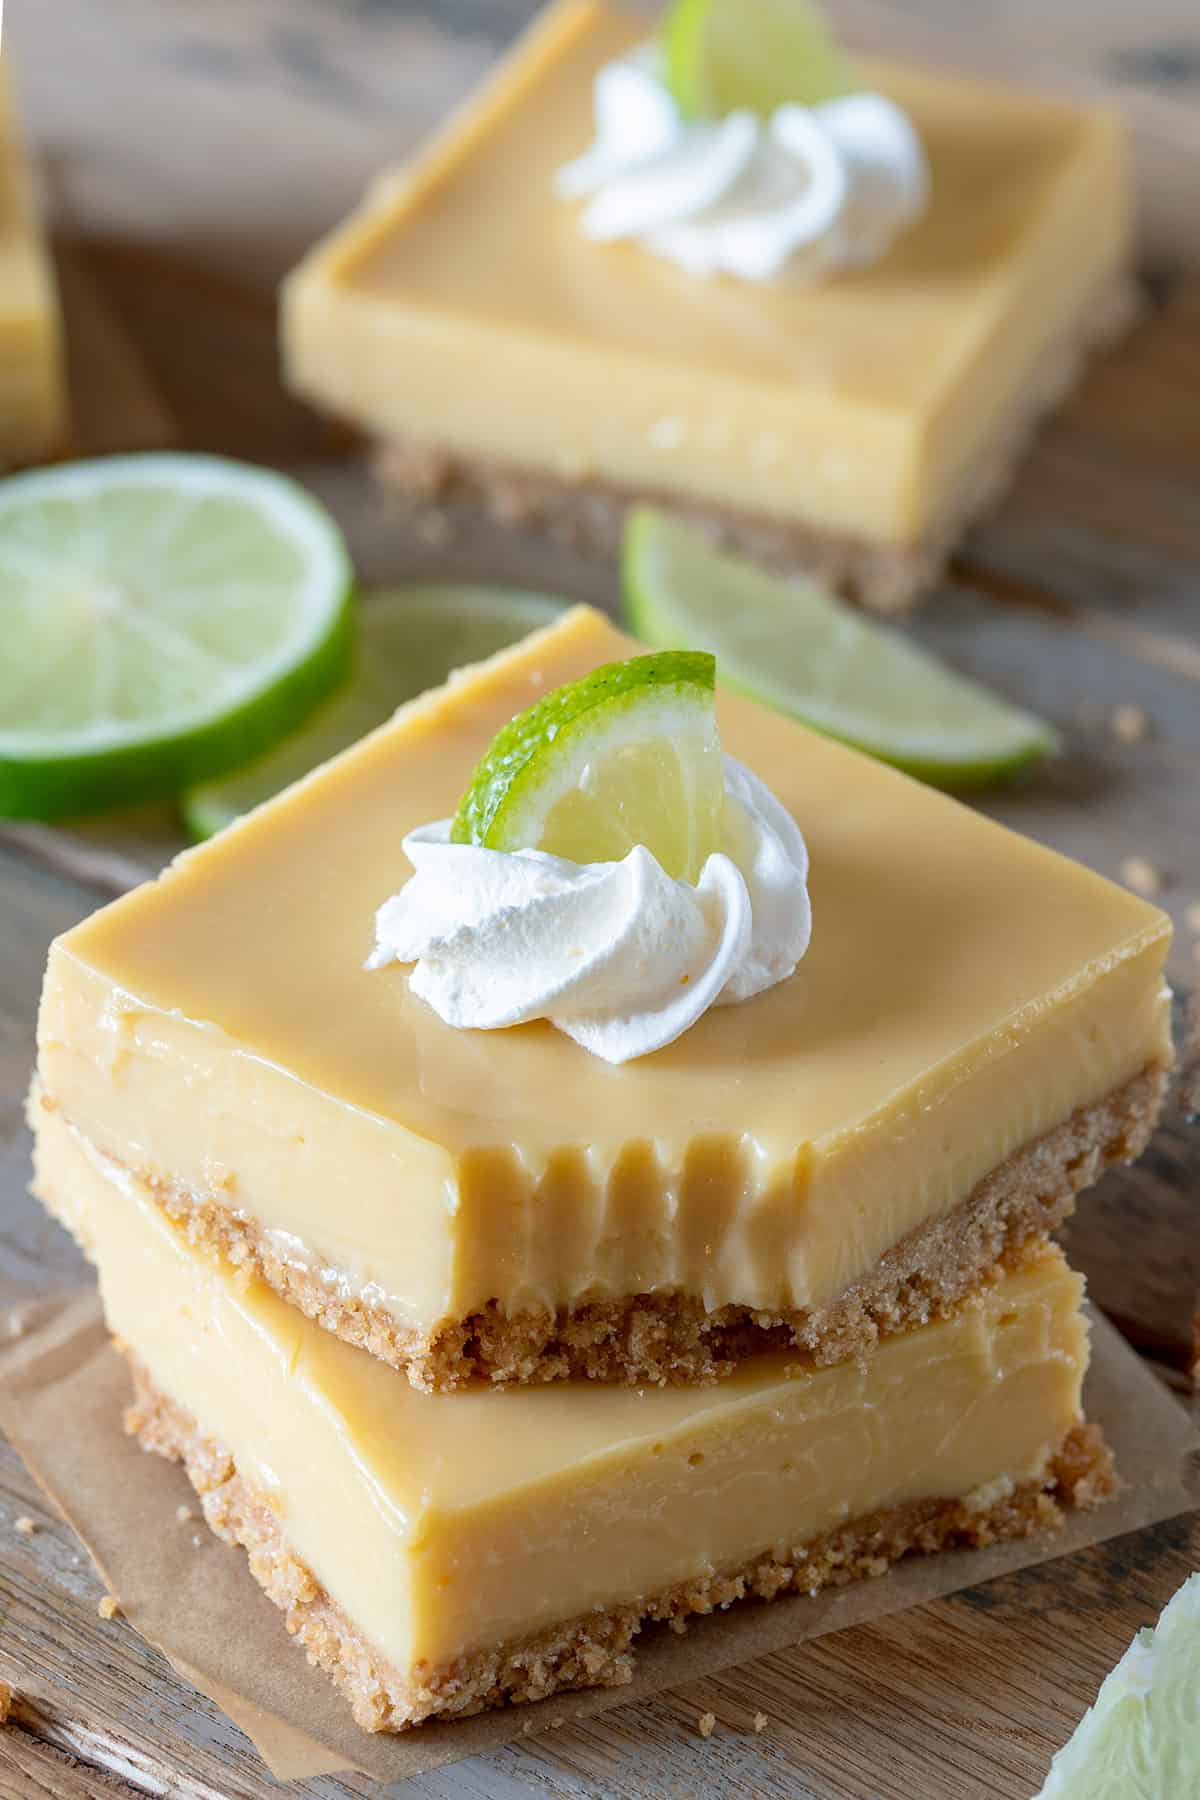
top-left (366, 757), bottom-right (811, 1064)
top-left (554, 47), bottom-right (928, 282)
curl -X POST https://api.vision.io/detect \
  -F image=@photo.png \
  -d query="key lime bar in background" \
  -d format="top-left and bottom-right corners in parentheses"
top-left (282, 0), bottom-right (1135, 613)
top-left (0, 60), bottom-right (66, 467)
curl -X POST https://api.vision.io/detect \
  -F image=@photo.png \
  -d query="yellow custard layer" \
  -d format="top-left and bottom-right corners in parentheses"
top-left (0, 60), bottom-right (65, 465)
top-left (283, 0), bottom-right (1129, 545)
top-left (39, 1106), bottom-right (1091, 1674)
top-left (38, 609), bottom-right (1172, 1336)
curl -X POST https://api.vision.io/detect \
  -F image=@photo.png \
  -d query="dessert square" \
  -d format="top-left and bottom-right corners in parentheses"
top-left (36, 1102), bottom-right (1112, 1732)
top-left (0, 59), bottom-right (66, 467)
top-left (35, 607), bottom-right (1173, 1390)
top-left (282, 0), bottom-right (1135, 611)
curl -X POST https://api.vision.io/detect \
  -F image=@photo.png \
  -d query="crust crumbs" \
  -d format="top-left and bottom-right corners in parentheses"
top-left (54, 1063), bottom-right (1168, 1393)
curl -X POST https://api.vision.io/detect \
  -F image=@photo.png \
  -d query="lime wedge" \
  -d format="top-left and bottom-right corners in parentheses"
top-left (1036, 1572), bottom-right (1200, 1798)
top-left (664, 0), bottom-right (853, 120)
top-left (184, 584), bottom-right (565, 838)
top-left (623, 509), bottom-right (1058, 788)
top-left (451, 651), bottom-right (723, 882)
top-left (0, 454), bottom-right (353, 820)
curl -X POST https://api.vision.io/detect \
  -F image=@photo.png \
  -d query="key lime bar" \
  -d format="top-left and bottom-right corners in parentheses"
top-left (34, 608), bottom-right (1172, 1390)
top-left (36, 1105), bottom-right (1112, 1732)
top-left (0, 60), bottom-right (66, 467)
top-left (282, 0), bottom-right (1135, 612)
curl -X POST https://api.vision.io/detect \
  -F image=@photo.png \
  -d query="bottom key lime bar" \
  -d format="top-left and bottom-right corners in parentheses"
top-left (38, 1106), bottom-right (1112, 1733)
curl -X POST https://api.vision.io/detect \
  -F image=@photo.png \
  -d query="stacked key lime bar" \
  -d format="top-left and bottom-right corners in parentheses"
top-left (32, 607), bottom-right (1172, 1731)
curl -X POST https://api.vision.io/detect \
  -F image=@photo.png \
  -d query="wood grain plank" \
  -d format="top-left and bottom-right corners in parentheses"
top-left (0, 1728), bottom-right (141, 1800)
top-left (53, 247), bottom-right (177, 459)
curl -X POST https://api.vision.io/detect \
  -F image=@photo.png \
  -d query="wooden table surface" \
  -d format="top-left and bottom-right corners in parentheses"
top-left (1, 3), bottom-right (1198, 1796)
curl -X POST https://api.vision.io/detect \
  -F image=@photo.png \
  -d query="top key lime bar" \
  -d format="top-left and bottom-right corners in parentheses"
top-left (34, 607), bottom-right (1172, 1388)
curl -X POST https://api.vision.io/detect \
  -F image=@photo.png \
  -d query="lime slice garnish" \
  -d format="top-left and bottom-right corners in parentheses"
top-left (623, 509), bottom-right (1058, 789)
top-left (664, 0), bottom-right (854, 120)
top-left (184, 584), bottom-right (565, 839)
top-left (1036, 1571), bottom-right (1200, 1798)
top-left (0, 453), bottom-right (353, 820)
top-left (451, 651), bottom-right (723, 883)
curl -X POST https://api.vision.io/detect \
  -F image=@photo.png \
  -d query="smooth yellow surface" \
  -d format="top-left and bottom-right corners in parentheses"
top-left (39, 1106), bottom-right (1091, 1673)
top-left (282, 0), bottom-right (1129, 543)
top-left (0, 60), bottom-right (66, 465)
top-left (38, 609), bottom-right (1172, 1333)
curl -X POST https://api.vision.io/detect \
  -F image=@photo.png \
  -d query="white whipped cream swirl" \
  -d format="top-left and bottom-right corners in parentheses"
top-left (555, 48), bottom-right (928, 282)
top-left (366, 757), bottom-right (811, 1064)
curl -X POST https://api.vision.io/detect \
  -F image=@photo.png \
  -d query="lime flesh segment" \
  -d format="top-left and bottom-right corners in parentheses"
top-left (664, 0), bottom-right (853, 120)
top-left (1037, 1572), bottom-right (1200, 1798)
top-left (0, 454), bottom-right (353, 819)
top-left (184, 584), bottom-right (566, 839)
top-left (451, 651), bottom-right (723, 883)
top-left (623, 509), bottom-right (1058, 789)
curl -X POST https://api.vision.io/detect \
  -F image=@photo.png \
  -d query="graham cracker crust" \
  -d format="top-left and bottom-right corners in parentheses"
top-left (372, 272), bottom-right (1139, 615)
top-left (123, 1350), bottom-right (1114, 1734)
top-left (73, 1061), bottom-right (1166, 1393)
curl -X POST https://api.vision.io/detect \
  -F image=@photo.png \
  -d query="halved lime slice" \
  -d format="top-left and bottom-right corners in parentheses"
top-left (184, 584), bottom-right (565, 839)
top-left (0, 454), bottom-right (353, 819)
top-left (623, 509), bottom-right (1058, 788)
top-left (664, 0), bottom-right (853, 120)
top-left (1037, 1572), bottom-right (1199, 1797)
top-left (451, 651), bottom-right (723, 882)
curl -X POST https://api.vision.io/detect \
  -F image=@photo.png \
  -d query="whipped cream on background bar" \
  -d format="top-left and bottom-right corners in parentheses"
top-left (368, 755), bottom-right (811, 1063)
top-left (555, 45), bottom-right (928, 282)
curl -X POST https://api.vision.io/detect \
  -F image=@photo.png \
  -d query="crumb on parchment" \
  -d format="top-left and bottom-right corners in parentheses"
top-left (753, 1712), bottom-right (769, 1733)
top-left (13, 1517), bottom-right (35, 1537)
top-left (97, 1594), bottom-right (121, 1621)
top-left (697, 1711), bottom-right (716, 1738)
top-left (175, 1504), bottom-right (194, 1524)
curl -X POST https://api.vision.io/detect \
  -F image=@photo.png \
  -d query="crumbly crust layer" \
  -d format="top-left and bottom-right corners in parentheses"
top-left (123, 1351), bottom-right (1114, 1734)
top-left (371, 273), bottom-right (1138, 615)
top-left (83, 1061), bottom-right (1167, 1392)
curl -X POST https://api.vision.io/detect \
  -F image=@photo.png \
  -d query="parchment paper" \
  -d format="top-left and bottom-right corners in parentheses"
top-left (0, 1290), bottom-right (1195, 1784)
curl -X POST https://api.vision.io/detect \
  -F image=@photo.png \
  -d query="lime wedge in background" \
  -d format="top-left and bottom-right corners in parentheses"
top-left (664, 0), bottom-right (853, 119)
top-left (1036, 1572), bottom-right (1200, 1798)
top-left (0, 454), bottom-right (353, 820)
top-left (451, 651), bottom-right (723, 883)
top-left (623, 509), bottom-right (1059, 788)
top-left (184, 584), bottom-right (564, 839)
